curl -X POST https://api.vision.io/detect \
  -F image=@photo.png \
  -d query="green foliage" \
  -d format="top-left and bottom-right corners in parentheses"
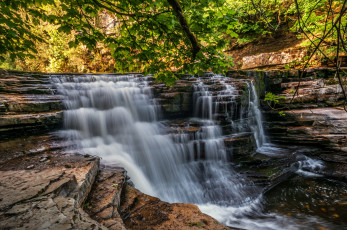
top-left (222, 0), bottom-right (295, 43)
top-left (278, 111), bottom-right (286, 116)
top-left (1, 0), bottom-right (236, 81)
top-left (84, 203), bottom-right (90, 207)
top-left (289, 0), bottom-right (347, 60)
top-left (1, 0), bottom-right (345, 82)
top-left (0, 0), bottom-right (45, 61)
top-left (98, 0), bottom-right (235, 78)
top-left (265, 92), bottom-right (286, 103)
top-left (265, 92), bottom-right (286, 115)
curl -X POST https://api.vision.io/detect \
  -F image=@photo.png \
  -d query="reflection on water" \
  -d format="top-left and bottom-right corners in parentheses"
top-left (265, 176), bottom-right (347, 229)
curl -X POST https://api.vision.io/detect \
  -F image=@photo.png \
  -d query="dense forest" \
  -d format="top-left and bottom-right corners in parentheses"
top-left (1, 0), bottom-right (346, 83)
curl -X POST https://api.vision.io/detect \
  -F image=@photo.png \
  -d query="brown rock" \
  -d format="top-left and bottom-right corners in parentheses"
top-left (120, 185), bottom-right (231, 230)
top-left (0, 156), bottom-right (106, 229)
top-left (85, 168), bottom-right (231, 230)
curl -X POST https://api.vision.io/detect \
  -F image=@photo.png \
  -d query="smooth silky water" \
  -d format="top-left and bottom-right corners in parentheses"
top-left (51, 74), bottom-right (346, 230)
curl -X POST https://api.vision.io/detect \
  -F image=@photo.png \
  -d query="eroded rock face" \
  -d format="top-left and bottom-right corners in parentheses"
top-left (85, 169), bottom-right (231, 230)
top-left (0, 71), bottom-right (63, 137)
top-left (151, 78), bottom-right (195, 118)
top-left (120, 186), bottom-right (230, 230)
top-left (225, 69), bottom-right (347, 152)
top-left (241, 48), bottom-right (307, 69)
top-left (0, 153), bottom-right (105, 229)
top-left (84, 168), bottom-right (127, 230)
top-left (245, 69), bottom-right (347, 152)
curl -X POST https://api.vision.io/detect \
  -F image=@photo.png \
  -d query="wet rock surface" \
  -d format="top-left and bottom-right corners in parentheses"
top-left (223, 69), bottom-right (347, 151)
top-left (85, 168), bottom-right (231, 230)
top-left (120, 186), bottom-right (230, 230)
top-left (0, 133), bottom-right (231, 229)
top-left (269, 107), bottom-right (347, 151)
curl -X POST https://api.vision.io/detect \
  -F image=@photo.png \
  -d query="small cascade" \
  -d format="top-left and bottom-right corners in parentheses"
top-left (248, 81), bottom-right (266, 148)
top-left (193, 80), bottom-right (213, 119)
top-left (192, 78), bottom-right (228, 161)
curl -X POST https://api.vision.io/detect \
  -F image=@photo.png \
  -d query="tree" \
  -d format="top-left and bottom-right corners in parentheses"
top-left (0, 0), bottom-right (234, 84)
top-left (0, 0), bottom-right (45, 61)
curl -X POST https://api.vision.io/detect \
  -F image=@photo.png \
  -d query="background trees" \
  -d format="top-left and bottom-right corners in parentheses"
top-left (1, 0), bottom-right (346, 84)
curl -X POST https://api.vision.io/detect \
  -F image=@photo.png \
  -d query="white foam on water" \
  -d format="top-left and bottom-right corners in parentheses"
top-left (256, 143), bottom-right (288, 156)
top-left (296, 156), bottom-right (324, 177)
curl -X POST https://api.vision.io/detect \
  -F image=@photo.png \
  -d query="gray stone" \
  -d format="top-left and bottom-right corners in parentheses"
top-left (0, 158), bottom-right (107, 229)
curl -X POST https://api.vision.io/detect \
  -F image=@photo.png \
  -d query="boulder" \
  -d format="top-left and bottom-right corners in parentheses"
top-left (85, 168), bottom-right (232, 230)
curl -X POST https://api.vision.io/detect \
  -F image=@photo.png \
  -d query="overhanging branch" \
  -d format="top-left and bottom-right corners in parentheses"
top-left (166, 0), bottom-right (201, 61)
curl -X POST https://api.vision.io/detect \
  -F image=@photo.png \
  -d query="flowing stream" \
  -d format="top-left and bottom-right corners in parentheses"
top-left (51, 74), bottom-right (346, 230)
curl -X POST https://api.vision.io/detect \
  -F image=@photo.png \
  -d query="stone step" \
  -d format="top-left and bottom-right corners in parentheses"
top-left (0, 98), bottom-right (62, 113)
top-left (0, 111), bottom-right (63, 137)
top-left (0, 152), bottom-right (105, 229)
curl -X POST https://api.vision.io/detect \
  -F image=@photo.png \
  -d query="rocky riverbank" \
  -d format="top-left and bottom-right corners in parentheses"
top-left (0, 133), bottom-right (231, 230)
top-left (1, 69), bottom-right (346, 229)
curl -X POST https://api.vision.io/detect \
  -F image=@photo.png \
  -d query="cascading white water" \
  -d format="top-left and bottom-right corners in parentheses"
top-left (50, 74), bottom-right (332, 230)
top-left (51, 74), bottom-right (256, 206)
top-left (248, 81), bottom-right (267, 148)
top-left (192, 78), bottom-right (228, 161)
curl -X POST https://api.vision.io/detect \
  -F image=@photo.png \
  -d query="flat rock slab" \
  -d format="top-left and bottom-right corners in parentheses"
top-left (0, 153), bottom-right (106, 229)
top-left (0, 169), bottom-right (75, 210)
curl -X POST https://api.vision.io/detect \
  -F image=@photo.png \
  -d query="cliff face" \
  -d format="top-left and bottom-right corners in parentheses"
top-left (150, 69), bottom-right (347, 152)
top-left (249, 69), bottom-right (347, 152)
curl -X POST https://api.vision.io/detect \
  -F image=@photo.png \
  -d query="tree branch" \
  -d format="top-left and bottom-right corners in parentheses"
top-left (166, 0), bottom-right (201, 61)
top-left (92, 0), bottom-right (136, 17)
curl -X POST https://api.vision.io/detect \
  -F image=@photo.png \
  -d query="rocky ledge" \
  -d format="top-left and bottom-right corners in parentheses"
top-left (0, 71), bottom-right (63, 138)
top-left (85, 168), bottom-right (230, 230)
top-left (0, 134), bottom-right (231, 230)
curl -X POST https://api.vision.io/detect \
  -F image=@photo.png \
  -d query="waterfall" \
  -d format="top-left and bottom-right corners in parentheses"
top-left (192, 78), bottom-right (228, 161)
top-left (248, 81), bottom-right (266, 148)
top-left (52, 74), bottom-right (321, 229)
top-left (51, 74), bottom-right (256, 206)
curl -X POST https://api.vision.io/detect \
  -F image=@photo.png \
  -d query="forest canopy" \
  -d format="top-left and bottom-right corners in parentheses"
top-left (1, 0), bottom-right (346, 83)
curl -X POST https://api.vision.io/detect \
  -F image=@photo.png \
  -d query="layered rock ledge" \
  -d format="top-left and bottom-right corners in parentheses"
top-left (0, 134), bottom-right (231, 230)
top-left (0, 71), bottom-right (63, 138)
